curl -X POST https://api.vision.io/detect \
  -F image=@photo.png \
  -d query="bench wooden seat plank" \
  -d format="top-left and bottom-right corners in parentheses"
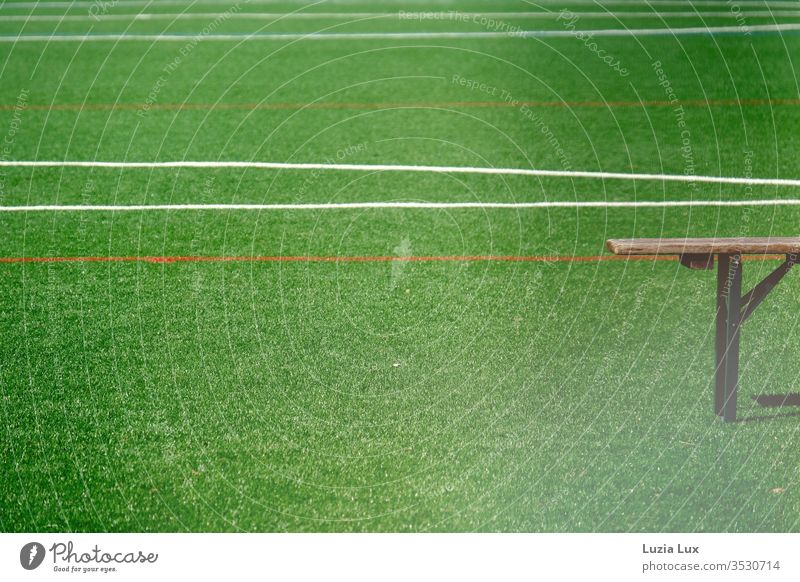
top-left (607, 237), bottom-right (800, 256)
top-left (605, 236), bottom-right (799, 422)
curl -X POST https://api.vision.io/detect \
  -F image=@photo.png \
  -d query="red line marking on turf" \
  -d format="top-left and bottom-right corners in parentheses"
top-left (1, 98), bottom-right (798, 113)
top-left (0, 254), bottom-right (786, 264)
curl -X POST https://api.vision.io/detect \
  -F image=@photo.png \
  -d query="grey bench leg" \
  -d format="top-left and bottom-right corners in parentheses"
top-left (724, 255), bottom-right (742, 422)
top-left (715, 254), bottom-right (729, 417)
top-left (715, 253), bottom-right (742, 422)
top-left (712, 253), bottom-right (798, 422)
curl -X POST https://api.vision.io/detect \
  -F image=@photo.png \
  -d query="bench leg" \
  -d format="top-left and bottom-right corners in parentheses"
top-left (712, 254), bottom-right (797, 421)
top-left (715, 254), bottom-right (729, 417)
top-left (715, 254), bottom-right (742, 422)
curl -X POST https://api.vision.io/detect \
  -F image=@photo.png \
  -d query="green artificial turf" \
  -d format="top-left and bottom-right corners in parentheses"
top-left (1, 0), bottom-right (800, 532)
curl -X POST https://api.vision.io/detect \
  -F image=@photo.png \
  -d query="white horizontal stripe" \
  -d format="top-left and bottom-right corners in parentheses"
top-left (630, 0), bottom-right (800, 6)
top-left (0, 0), bottom-right (298, 7)
top-left (2, 160), bottom-right (799, 187)
top-left (6, 11), bottom-right (800, 22)
top-left (3, 200), bottom-right (800, 212)
top-left (0, 31), bottom-right (515, 42)
top-left (2, 23), bottom-right (800, 41)
top-left (3, 0), bottom-right (800, 9)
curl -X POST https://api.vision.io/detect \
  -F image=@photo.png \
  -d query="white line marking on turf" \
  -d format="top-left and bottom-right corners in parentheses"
top-left (2, 23), bottom-right (800, 41)
top-left (3, 200), bottom-right (800, 212)
top-left (0, 0), bottom-right (298, 7)
top-left (6, 11), bottom-right (800, 22)
top-left (3, 0), bottom-right (800, 9)
top-left (614, 0), bottom-right (800, 6)
top-left (2, 160), bottom-right (799, 188)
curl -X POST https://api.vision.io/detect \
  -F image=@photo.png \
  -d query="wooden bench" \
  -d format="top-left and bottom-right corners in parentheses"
top-left (606, 238), bottom-right (800, 422)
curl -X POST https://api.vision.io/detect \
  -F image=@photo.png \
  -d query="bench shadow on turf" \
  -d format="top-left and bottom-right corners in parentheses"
top-left (735, 394), bottom-right (800, 423)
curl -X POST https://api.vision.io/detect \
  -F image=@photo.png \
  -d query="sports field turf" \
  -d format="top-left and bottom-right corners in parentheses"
top-left (2, 0), bottom-right (800, 532)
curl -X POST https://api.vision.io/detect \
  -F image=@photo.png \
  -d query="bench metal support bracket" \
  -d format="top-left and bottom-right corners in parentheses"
top-left (679, 253), bottom-right (714, 270)
top-left (713, 253), bottom-right (797, 421)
